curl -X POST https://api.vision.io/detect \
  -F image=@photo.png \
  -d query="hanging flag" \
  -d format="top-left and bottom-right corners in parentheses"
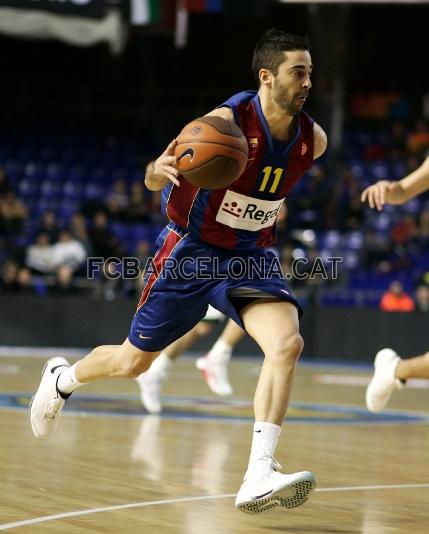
top-left (130, 0), bottom-right (161, 25)
top-left (184, 0), bottom-right (223, 13)
top-left (175, 0), bottom-right (223, 48)
top-left (175, 0), bottom-right (188, 48)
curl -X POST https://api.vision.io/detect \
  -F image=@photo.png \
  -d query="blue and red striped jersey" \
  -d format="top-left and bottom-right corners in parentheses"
top-left (162, 90), bottom-right (315, 250)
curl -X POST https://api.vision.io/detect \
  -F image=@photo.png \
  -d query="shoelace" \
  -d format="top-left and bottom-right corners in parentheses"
top-left (258, 451), bottom-right (282, 472)
top-left (242, 451), bottom-right (282, 484)
top-left (44, 398), bottom-right (63, 420)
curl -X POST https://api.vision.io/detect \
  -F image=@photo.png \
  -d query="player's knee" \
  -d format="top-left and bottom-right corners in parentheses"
top-left (114, 354), bottom-right (151, 378)
top-left (195, 322), bottom-right (213, 336)
top-left (269, 332), bottom-right (304, 364)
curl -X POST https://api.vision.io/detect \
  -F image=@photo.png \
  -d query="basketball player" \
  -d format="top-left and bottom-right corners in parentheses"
top-left (31, 29), bottom-right (327, 514)
top-left (137, 313), bottom-right (244, 413)
top-left (362, 155), bottom-right (429, 412)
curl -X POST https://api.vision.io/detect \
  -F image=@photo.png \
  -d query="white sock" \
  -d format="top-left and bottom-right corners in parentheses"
top-left (247, 422), bottom-right (281, 474)
top-left (147, 351), bottom-right (172, 377)
top-left (56, 364), bottom-right (83, 396)
top-left (207, 338), bottom-right (232, 364)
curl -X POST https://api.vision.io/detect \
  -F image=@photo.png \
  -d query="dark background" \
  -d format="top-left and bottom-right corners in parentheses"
top-left (1, 4), bottom-right (428, 138)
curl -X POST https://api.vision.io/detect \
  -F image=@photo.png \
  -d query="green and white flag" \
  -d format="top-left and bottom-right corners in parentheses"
top-left (130, 0), bottom-right (161, 25)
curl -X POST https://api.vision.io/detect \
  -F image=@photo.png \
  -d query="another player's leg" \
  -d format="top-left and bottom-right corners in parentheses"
top-left (136, 322), bottom-right (213, 413)
top-left (196, 318), bottom-right (244, 396)
top-left (235, 299), bottom-right (316, 514)
top-left (30, 339), bottom-right (158, 439)
top-left (366, 348), bottom-right (429, 412)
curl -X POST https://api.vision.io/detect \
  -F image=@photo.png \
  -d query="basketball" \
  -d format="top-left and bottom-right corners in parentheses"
top-left (175, 116), bottom-right (249, 189)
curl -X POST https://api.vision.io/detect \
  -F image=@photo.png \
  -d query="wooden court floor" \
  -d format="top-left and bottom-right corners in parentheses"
top-left (0, 353), bottom-right (429, 533)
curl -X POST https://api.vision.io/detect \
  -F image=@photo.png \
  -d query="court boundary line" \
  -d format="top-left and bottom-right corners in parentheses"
top-left (1, 393), bottom-right (428, 426)
top-left (1, 483), bottom-right (429, 531)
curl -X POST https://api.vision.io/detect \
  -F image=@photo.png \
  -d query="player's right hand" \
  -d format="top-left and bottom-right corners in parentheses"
top-left (361, 180), bottom-right (393, 211)
top-left (153, 139), bottom-right (180, 187)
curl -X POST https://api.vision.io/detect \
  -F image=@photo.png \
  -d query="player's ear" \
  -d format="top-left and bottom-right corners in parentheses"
top-left (259, 69), bottom-right (272, 88)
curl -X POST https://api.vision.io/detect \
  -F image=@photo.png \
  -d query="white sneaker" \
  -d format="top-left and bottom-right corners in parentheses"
top-left (30, 357), bottom-right (70, 440)
top-left (195, 355), bottom-right (233, 396)
top-left (235, 454), bottom-right (316, 514)
top-left (136, 371), bottom-right (165, 414)
top-left (366, 348), bottom-right (404, 413)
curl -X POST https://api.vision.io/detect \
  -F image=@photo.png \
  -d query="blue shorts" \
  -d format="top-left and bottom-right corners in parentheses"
top-left (129, 223), bottom-right (302, 352)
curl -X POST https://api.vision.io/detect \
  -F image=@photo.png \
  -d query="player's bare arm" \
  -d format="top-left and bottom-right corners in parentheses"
top-left (361, 155), bottom-right (429, 210)
top-left (313, 122), bottom-right (327, 159)
top-left (144, 139), bottom-right (180, 191)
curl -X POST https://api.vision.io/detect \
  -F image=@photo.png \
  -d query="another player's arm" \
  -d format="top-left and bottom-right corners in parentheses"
top-left (144, 139), bottom-right (180, 191)
top-left (313, 122), bottom-right (328, 160)
top-left (361, 155), bottom-right (429, 210)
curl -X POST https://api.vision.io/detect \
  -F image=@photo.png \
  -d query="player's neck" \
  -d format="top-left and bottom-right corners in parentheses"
top-left (259, 93), bottom-right (296, 141)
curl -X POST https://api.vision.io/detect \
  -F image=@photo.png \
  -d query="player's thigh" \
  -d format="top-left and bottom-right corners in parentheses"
top-left (240, 298), bottom-right (302, 357)
top-left (129, 288), bottom-right (209, 352)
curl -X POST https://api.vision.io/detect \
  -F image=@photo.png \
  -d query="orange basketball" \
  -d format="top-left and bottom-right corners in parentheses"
top-left (175, 116), bottom-right (248, 189)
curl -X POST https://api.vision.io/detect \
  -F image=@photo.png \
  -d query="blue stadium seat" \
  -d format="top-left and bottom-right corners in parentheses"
top-left (40, 180), bottom-right (61, 198)
top-left (62, 181), bottom-right (83, 199)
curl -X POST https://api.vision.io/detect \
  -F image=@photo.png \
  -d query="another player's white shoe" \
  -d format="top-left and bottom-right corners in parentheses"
top-left (30, 357), bottom-right (70, 440)
top-left (195, 355), bottom-right (233, 396)
top-left (366, 348), bottom-right (404, 413)
top-left (235, 454), bottom-right (316, 514)
top-left (136, 371), bottom-right (165, 414)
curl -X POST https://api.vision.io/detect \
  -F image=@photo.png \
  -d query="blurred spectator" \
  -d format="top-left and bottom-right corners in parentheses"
top-left (387, 121), bottom-right (408, 160)
top-left (379, 281), bottom-right (415, 312)
top-left (363, 142), bottom-right (385, 161)
top-left (89, 211), bottom-right (122, 259)
top-left (0, 167), bottom-right (12, 197)
top-left (330, 168), bottom-right (363, 231)
top-left (135, 239), bottom-right (152, 269)
top-left (418, 270), bottom-right (429, 288)
top-left (52, 229), bottom-right (87, 272)
top-left (391, 214), bottom-right (419, 246)
top-left (419, 208), bottom-right (429, 244)
top-left (49, 265), bottom-right (81, 296)
top-left (37, 210), bottom-right (59, 242)
top-left (70, 213), bottom-right (93, 254)
top-left (408, 119), bottom-right (429, 156)
top-left (290, 165), bottom-right (331, 230)
top-left (93, 259), bottom-right (123, 301)
top-left (106, 178), bottom-right (129, 220)
top-left (150, 190), bottom-right (163, 221)
top-left (362, 229), bottom-right (393, 269)
top-left (26, 232), bottom-right (55, 274)
top-left (0, 191), bottom-right (27, 235)
top-left (16, 267), bottom-right (38, 295)
top-left (0, 260), bottom-right (19, 293)
top-left (415, 285), bottom-right (429, 312)
top-left (128, 182), bottom-right (151, 222)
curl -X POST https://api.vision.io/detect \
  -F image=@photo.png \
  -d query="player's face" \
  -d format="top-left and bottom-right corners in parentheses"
top-left (271, 50), bottom-right (312, 115)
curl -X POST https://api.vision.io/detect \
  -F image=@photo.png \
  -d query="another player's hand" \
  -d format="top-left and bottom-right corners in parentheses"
top-left (154, 139), bottom-right (180, 187)
top-left (361, 180), bottom-right (393, 211)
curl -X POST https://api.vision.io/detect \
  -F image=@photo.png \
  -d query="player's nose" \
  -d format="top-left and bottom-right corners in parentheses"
top-left (303, 77), bottom-right (312, 90)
